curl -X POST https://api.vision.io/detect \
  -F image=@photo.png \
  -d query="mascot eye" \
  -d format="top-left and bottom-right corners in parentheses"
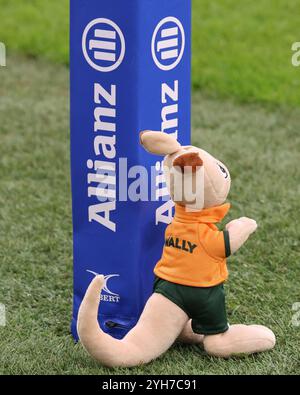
top-left (217, 164), bottom-right (228, 179)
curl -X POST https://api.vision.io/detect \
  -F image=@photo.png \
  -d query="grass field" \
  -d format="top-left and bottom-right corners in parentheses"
top-left (0, 55), bottom-right (299, 374)
top-left (0, 0), bottom-right (299, 106)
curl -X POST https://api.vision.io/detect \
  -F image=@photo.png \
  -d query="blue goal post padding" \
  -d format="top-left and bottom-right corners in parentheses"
top-left (70, 0), bottom-right (191, 340)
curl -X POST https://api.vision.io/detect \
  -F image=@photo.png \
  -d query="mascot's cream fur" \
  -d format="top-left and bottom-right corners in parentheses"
top-left (77, 131), bottom-right (275, 367)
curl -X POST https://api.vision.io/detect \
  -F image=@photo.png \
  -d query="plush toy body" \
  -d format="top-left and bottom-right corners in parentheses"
top-left (77, 131), bottom-right (275, 367)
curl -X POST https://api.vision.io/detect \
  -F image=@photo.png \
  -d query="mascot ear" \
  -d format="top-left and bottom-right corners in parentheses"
top-left (140, 130), bottom-right (182, 156)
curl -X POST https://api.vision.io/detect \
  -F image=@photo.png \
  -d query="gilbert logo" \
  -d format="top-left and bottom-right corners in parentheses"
top-left (82, 18), bottom-right (125, 72)
top-left (152, 17), bottom-right (185, 71)
top-left (87, 270), bottom-right (120, 303)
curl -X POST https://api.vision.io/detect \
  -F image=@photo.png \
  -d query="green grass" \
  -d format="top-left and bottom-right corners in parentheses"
top-left (192, 0), bottom-right (300, 106)
top-left (0, 0), bottom-right (69, 64)
top-left (0, 0), bottom-right (299, 106)
top-left (0, 55), bottom-right (299, 374)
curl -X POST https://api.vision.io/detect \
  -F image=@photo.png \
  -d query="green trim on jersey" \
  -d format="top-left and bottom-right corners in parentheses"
top-left (223, 230), bottom-right (231, 258)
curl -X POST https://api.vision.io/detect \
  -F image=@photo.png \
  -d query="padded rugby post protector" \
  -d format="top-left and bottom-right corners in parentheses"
top-left (70, 0), bottom-right (192, 340)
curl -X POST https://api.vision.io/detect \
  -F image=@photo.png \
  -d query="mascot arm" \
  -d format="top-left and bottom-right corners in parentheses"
top-left (225, 217), bottom-right (257, 254)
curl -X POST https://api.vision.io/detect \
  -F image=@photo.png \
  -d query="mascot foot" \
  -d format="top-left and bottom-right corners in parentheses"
top-left (203, 324), bottom-right (276, 358)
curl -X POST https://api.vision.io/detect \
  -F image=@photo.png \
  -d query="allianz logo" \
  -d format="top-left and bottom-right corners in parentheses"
top-left (82, 18), bottom-right (125, 72)
top-left (152, 17), bottom-right (185, 71)
top-left (87, 270), bottom-right (120, 303)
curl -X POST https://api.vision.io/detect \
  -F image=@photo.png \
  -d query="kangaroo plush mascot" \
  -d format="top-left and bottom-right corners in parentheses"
top-left (77, 131), bottom-right (276, 367)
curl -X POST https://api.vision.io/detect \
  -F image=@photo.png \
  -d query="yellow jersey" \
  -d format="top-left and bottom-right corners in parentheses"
top-left (154, 203), bottom-right (231, 287)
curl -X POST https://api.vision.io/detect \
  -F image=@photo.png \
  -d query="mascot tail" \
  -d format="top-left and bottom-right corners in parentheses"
top-left (77, 276), bottom-right (188, 367)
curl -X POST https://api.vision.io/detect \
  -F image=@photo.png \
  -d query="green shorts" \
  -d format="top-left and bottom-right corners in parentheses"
top-left (153, 277), bottom-right (229, 335)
